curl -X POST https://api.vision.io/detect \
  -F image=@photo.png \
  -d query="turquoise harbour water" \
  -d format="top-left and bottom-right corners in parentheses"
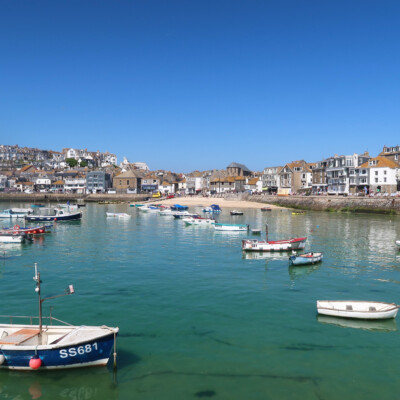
top-left (0, 202), bottom-right (400, 399)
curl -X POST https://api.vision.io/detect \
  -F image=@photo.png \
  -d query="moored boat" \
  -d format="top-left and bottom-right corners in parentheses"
top-left (230, 210), bottom-right (243, 216)
top-left (1, 224), bottom-right (51, 235)
top-left (173, 211), bottom-right (199, 219)
top-left (261, 207), bottom-right (272, 212)
top-left (289, 252), bottom-right (323, 266)
top-left (292, 211), bottom-right (305, 215)
top-left (242, 224), bottom-right (306, 251)
top-left (0, 264), bottom-right (119, 370)
top-left (25, 208), bottom-right (82, 222)
top-left (0, 232), bottom-right (32, 244)
top-left (316, 300), bottom-right (399, 320)
top-left (183, 216), bottom-right (215, 226)
top-left (214, 223), bottom-right (249, 232)
top-left (0, 209), bottom-right (32, 219)
top-left (106, 212), bottom-right (131, 218)
top-left (171, 204), bottom-right (189, 211)
top-left (203, 204), bottom-right (221, 213)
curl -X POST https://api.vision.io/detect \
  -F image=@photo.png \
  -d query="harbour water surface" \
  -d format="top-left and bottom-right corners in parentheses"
top-left (0, 202), bottom-right (400, 399)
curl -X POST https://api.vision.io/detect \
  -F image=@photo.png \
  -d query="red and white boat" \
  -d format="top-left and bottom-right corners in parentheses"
top-left (1, 224), bottom-right (51, 235)
top-left (242, 224), bottom-right (306, 252)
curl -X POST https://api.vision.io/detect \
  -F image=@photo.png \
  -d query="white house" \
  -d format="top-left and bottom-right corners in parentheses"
top-left (358, 156), bottom-right (400, 194)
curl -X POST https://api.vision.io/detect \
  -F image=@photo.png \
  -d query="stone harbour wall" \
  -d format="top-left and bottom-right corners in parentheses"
top-left (244, 194), bottom-right (400, 215)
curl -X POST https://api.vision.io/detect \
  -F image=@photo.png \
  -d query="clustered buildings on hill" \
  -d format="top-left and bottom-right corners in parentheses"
top-left (0, 144), bottom-right (399, 196)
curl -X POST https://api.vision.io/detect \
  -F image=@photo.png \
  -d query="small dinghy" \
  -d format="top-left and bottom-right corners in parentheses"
top-left (289, 252), bottom-right (323, 266)
top-left (230, 210), bottom-right (243, 216)
top-left (292, 211), bottom-right (305, 215)
top-left (106, 212), bottom-right (130, 219)
top-left (214, 223), bottom-right (249, 232)
top-left (261, 207), bottom-right (272, 212)
top-left (317, 300), bottom-right (399, 320)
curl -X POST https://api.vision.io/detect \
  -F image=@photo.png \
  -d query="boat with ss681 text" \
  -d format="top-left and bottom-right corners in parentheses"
top-left (0, 263), bottom-right (118, 370)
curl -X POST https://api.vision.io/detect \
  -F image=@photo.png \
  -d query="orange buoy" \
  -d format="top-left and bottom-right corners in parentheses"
top-left (29, 356), bottom-right (42, 369)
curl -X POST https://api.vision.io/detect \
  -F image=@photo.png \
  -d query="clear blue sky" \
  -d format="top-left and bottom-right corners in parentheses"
top-left (1, 0), bottom-right (399, 172)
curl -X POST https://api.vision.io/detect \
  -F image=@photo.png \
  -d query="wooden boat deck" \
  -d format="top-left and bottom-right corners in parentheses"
top-left (0, 328), bottom-right (40, 345)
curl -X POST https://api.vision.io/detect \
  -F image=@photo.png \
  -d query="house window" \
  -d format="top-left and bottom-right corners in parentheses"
top-left (375, 178), bottom-right (378, 183)
top-left (384, 170), bottom-right (387, 175)
top-left (375, 171), bottom-right (378, 176)
top-left (127, 180), bottom-right (130, 185)
top-left (395, 155), bottom-right (399, 160)
top-left (120, 180), bottom-right (122, 185)
top-left (384, 178), bottom-right (387, 182)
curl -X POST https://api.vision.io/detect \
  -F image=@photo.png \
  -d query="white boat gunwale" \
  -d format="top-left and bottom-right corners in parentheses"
top-left (317, 300), bottom-right (399, 320)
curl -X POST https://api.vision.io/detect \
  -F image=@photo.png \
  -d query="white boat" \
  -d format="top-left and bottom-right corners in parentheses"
top-left (172, 211), bottom-right (199, 219)
top-left (214, 223), bottom-right (249, 232)
top-left (396, 240), bottom-right (400, 248)
top-left (183, 217), bottom-right (215, 226)
top-left (0, 233), bottom-right (27, 244)
top-left (0, 209), bottom-right (29, 219)
top-left (317, 300), bottom-right (399, 320)
top-left (106, 212), bottom-right (131, 219)
top-left (242, 237), bottom-right (306, 251)
top-left (159, 209), bottom-right (174, 216)
top-left (138, 206), bottom-right (159, 213)
top-left (242, 224), bottom-right (306, 252)
top-left (10, 208), bottom-right (33, 214)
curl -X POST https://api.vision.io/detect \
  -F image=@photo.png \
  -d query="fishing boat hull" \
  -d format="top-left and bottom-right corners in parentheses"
top-left (25, 212), bottom-right (82, 222)
top-left (214, 224), bottom-right (248, 231)
top-left (242, 237), bottom-right (307, 252)
top-left (106, 213), bottom-right (130, 218)
top-left (317, 300), bottom-right (398, 320)
top-left (183, 217), bottom-right (214, 226)
top-left (230, 211), bottom-right (243, 216)
top-left (0, 325), bottom-right (118, 370)
top-left (289, 252), bottom-right (323, 266)
top-left (1, 225), bottom-right (49, 235)
top-left (0, 235), bottom-right (25, 243)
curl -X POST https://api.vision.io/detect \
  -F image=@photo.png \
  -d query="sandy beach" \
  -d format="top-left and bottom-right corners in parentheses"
top-left (149, 196), bottom-right (284, 209)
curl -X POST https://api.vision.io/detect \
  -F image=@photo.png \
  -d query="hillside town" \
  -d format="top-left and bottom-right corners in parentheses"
top-left (0, 144), bottom-right (400, 196)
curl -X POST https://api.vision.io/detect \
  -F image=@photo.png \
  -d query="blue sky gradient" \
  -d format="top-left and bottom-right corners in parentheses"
top-left (1, 0), bottom-right (399, 171)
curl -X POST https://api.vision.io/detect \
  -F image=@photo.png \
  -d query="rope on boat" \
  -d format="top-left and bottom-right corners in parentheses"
top-left (101, 325), bottom-right (118, 369)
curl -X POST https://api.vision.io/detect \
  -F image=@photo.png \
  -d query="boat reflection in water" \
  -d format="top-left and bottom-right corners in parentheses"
top-left (242, 251), bottom-right (289, 261)
top-left (317, 315), bottom-right (397, 332)
top-left (288, 264), bottom-right (320, 280)
top-left (0, 368), bottom-right (118, 399)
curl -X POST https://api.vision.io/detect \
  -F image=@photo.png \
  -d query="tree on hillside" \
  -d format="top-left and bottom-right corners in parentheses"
top-left (66, 158), bottom-right (78, 168)
top-left (80, 161), bottom-right (88, 167)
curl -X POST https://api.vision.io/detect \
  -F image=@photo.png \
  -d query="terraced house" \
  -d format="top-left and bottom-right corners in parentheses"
top-left (278, 161), bottom-right (314, 194)
top-left (358, 156), bottom-right (400, 194)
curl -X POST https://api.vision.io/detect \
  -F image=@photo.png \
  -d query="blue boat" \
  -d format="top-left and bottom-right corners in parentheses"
top-left (203, 204), bottom-right (221, 213)
top-left (289, 252), bottom-right (323, 266)
top-left (0, 264), bottom-right (118, 370)
top-left (25, 208), bottom-right (82, 222)
top-left (171, 204), bottom-right (189, 211)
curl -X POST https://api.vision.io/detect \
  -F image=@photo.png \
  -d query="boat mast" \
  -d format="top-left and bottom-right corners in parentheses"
top-left (266, 224), bottom-right (268, 242)
top-left (33, 263), bottom-right (43, 336)
top-left (33, 263), bottom-right (75, 339)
